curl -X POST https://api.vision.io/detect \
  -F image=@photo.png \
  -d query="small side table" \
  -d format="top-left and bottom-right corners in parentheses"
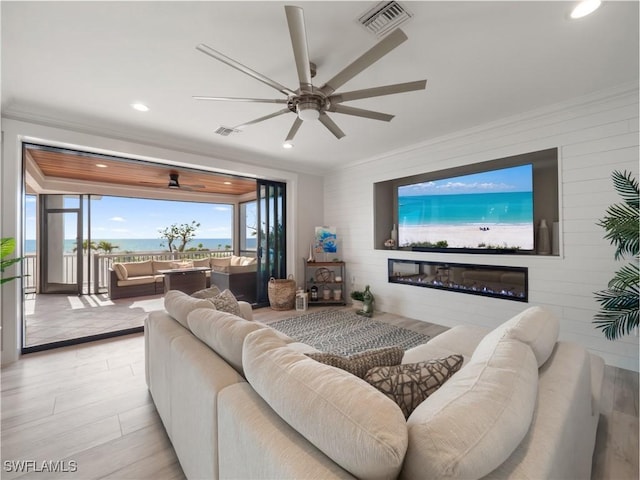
top-left (157, 267), bottom-right (209, 295)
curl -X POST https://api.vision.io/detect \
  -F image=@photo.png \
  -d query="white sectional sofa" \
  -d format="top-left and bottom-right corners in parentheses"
top-left (145, 292), bottom-right (604, 480)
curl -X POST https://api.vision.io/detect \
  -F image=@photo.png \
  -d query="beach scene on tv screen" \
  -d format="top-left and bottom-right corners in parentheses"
top-left (398, 164), bottom-right (534, 251)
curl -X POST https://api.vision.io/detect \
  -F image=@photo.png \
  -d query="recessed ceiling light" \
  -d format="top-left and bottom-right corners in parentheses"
top-left (95, 163), bottom-right (107, 168)
top-left (131, 102), bottom-right (149, 112)
top-left (283, 142), bottom-right (294, 149)
top-left (570, 0), bottom-right (601, 19)
top-left (223, 181), bottom-right (232, 185)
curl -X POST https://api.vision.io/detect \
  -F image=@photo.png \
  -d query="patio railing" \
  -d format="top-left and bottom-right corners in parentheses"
top-left (23, 249), bottom-right (249, 294)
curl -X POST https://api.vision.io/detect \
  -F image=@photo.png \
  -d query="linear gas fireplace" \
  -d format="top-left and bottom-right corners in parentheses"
top-left (388, 259), bottom-right (528, 302)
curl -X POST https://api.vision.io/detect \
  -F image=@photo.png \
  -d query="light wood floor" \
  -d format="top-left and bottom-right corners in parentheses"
top-left (1, 306), bottom-right (637, 479)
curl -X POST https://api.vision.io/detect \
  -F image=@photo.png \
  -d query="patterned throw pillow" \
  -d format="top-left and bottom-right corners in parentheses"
top-left (306, 347), bottom-right (404, 379)
top-left (208, 289), bottom-right (241, 317)
top-left (364, 355), bottom-right (464, 418)
top-left (191, 285), bottom-right (221, 299)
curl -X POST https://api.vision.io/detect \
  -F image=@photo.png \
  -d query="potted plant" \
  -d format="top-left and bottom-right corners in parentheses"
top-left (1, 237), bottom-right (24, 285)
top-left (593, 170), bottom-right (639, 340)
top-left (350, 289), bottom-right (364, 310)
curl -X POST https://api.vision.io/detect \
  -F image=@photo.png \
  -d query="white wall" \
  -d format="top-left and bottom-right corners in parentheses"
top-left (0, 118), bottom-right (324, 364)
top-left (325, 85), bottom-right (639, 372)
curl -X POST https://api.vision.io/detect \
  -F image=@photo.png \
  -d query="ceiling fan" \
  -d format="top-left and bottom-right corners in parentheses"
top-left (194, 5), bottom-right (427, 142)
top-left (142, 172), bottom-right (205, 191)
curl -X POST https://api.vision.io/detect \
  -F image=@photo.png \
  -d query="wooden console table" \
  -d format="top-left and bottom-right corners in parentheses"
top-left (158, 267), bottom-right (210, 295)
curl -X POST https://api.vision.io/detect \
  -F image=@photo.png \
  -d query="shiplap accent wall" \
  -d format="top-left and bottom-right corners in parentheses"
top-left (325, 85), bottom-right (639, 371)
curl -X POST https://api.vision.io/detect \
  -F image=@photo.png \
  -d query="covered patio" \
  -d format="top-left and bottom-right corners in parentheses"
top-left (23, 293), bottom-right (164, 349)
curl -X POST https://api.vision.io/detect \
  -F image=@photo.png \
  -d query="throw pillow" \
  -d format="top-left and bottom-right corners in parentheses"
top-left (306, 346), bottom-right (404, 379)
top-left (364, 355), bottom-right (464, 418)
top-left (191, 285), bottom-right (221, 299)
top-left (208, 289), bottom-right (241, 317)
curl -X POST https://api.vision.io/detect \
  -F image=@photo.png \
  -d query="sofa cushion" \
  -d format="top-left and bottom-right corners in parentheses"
top-left (364, 355), bottom-right (463, 419)
top-left (152, 260), bottom-right (176, 273)
top-left (306, 347), bottom-right (404, 379)
top-left (124, 260), bottom-right (154, 277)
top-left (228, 264), bottom-right (258, 274)
top-left (208, 289), bottom-right (241, 317)
top-left (401, 339), bottom-right (538, 480)
top-left (243, 328), bottom-right (408, 480)
top-left (191, 285), bottom-right (222, 299)
top-left (164, 290), bottom-right (215, 328)
top-left (473, 306), bottom-right (560, 367)
top-left (192, 257), bottom-right (211, 268)
top-left (187, 308), bottom-right (265, 375)
top-left (211, 257), bottom-right (231, 272)
top-left (112, 263), bottom-right (128, 281)
top-left (116, 275), bottom-right (156, 287)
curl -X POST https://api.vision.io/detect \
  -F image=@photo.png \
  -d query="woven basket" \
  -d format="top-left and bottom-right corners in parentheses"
top-left (268, 275), bottom-right (296, 310)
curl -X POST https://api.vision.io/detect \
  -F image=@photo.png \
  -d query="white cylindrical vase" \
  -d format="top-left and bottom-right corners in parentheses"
top-left (537, 219), bottom-right (551, 255)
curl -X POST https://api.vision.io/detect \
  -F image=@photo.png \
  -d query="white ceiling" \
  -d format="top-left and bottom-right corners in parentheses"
top-left (2, 1), bottom-right (638, 173)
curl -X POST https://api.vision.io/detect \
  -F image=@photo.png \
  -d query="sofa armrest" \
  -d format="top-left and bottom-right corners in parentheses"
top-left (238, 301), bottom-right (253, 321)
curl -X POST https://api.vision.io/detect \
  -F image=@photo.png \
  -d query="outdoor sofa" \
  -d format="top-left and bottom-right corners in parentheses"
top-left (108, 255), bottom-right (257, 301)
top-left (145, 292), bottom-right (605, 480)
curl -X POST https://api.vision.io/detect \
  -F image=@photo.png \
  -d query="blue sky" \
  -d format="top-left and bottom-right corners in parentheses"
top-left (25, 195), bottom-right (253, 240)
top-left (399, 164), bottom-right (533, 196)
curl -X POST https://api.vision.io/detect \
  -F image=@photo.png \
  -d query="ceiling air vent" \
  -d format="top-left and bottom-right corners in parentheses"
top-left (214, 126), bottom-right (239, 136)
top-left (358, 1), bottom-right (413, 37)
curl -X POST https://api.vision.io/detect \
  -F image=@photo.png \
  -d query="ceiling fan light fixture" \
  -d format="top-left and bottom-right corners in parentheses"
top-left (570, 0), bottom-right (601, 19)
top-left (168, 173), bottom-right (180, 189)
top-left (297, 101), bottom-right (320, 121)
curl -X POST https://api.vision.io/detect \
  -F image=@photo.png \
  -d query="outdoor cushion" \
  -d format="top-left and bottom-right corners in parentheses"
top-left (228, 264), bottom-right (257, 274)
top-left (123, 260), bottom-right (154, 277)
top-left (243, 327), bottom-right (408, 480)
top-left (116, 276), bottom-right (156, 286)
top-left (192, 257), bottom-right (211, 268)
top-left (211, 257), bottom-right (231, 272)
top-left (401, 339), bottom-right (538, 480)
top-left (187, 308), bottom-right (264, 375)
top-left (152, 260), bottom-right (176, 273)
top-left (473, 306), bottom-right (559, 367)
top-left (164, 290), bottom-right (215, 328)
top-left (112, 263), bottom-right (128, 280)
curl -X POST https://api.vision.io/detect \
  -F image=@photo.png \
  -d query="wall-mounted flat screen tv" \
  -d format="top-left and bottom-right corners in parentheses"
top-left (398, 164), bottom-right (534, 253)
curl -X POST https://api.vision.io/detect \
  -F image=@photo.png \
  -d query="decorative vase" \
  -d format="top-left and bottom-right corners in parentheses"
top-left (357, 285), bottom-right (374, 318)
top-left (307, 242), bottom-right (315, 262)
top-left (537, 219), bottom-right (551, 255)
top-left (391, 224), bottom-right (398, 244)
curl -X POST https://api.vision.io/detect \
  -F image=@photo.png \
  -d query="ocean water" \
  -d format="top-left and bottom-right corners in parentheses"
top-left (398, 192), bottom-right (533, 226)
top-left (24, 238), bottom-right (256, 254)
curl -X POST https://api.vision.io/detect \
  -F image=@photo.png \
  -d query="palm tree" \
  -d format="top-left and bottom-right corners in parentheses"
top-left (96, 240), bottom-right (119, 253)
top-left (73, 239), bottom-right (97, 253)
top-left (593, 170), bottom-right (639, 340)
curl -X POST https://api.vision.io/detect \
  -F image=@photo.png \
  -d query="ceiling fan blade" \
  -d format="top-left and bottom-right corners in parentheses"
top-left (329, 80), bottom-right (427, 104)
top-left (285, 117), bottom-right (303, 142)
top-left (233, 108), bottom-right (291, 130)
top-left (328, 105), bottom-right (394, 122)
top-left (318, 113), bottom-right (345, 139)
top-left (193, 96), bottom-right (288, 104)
top-left (320, 29), bottom-right (408, 96)
top-left (196, 43), bottom-right (296, 97)
top-left (285, 6), bottom-right (313, 93)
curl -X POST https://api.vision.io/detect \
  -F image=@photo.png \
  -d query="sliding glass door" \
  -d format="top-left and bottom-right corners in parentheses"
top-left (255, 180), bottom-right (286, 306)
top-left (39, 194), bottom-right (84, 294)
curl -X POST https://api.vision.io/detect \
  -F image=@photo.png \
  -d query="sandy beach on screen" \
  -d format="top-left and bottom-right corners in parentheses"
top-left (399, 224), bottom-right (534, 250)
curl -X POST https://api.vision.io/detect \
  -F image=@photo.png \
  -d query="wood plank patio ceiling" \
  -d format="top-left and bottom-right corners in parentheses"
top-left (25, 146), bottom-right (256, 196)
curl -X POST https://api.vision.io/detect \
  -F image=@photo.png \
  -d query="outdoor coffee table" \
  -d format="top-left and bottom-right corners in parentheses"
top-left (157, 267), bottom-right (210, 295)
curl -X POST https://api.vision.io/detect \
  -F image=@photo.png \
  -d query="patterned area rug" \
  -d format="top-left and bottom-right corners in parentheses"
top-left (269, 309), bottom-right (430, 356)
